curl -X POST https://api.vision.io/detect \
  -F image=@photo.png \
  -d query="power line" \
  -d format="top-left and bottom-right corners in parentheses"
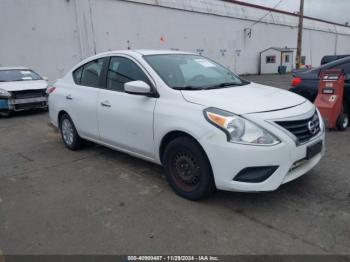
top-left (251, 0), bottom-right (284, 26)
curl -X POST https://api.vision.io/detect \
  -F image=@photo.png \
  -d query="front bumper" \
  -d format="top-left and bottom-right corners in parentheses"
top-left (200, 105), bottom-right (325, 192)
top-left (0, 96), bottom-right (48, 112)
top-left (203, 131), bottom-right (325, 192)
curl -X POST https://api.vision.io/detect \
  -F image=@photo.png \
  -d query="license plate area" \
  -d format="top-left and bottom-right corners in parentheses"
top-left (0, 99), bottom-right (9, 109)
top-left (306, 141), bottom-right (323, 160)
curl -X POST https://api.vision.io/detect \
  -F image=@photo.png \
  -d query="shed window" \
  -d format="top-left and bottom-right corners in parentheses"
top-left (266, 56), bottom-right (276, 64)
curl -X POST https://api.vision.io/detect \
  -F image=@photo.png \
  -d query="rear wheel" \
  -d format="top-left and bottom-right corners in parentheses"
top-left (59, 114), bottom-right (84, 150)
top-left (163, 136), bottom-right (215, 200)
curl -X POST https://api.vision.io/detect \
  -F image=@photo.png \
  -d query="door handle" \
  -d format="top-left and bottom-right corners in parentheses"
top-left (100, 101), bottom-right (111, 108)
top-left (66, 94), bottom-right (73, 100)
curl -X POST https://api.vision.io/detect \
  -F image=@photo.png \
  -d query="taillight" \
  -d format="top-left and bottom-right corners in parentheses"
top-left (291, 77), bottom-right (302, 87)
top-left (46, 86), bottom-right (56, 95)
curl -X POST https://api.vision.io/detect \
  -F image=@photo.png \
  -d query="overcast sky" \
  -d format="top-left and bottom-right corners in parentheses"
top-left (237, 0), bottom-right (350, 25)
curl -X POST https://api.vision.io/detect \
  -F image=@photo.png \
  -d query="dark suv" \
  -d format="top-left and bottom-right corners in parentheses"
top-left (289, 57), bottom-right (350, 111)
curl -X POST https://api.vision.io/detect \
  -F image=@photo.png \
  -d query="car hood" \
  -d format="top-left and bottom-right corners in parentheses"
top-left (0, 80), bottom-right (47, 92)
top-left (181, 82), bottom-right (306, 115)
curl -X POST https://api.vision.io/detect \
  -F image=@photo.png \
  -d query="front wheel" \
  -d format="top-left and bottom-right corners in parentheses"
top-left (59, 114), bottom-right (84, 150)
top-left (163, 136), bottom-right (215, 200)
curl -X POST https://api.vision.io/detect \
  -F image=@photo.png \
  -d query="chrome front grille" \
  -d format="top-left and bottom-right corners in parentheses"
top-left (275, 112), bottom-right (320, 144)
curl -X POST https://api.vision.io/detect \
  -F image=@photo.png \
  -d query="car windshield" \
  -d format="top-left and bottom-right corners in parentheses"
top-left (0, 69), bottom-right (42, 82)
top-left (144, 54), bottom-right (249, 90)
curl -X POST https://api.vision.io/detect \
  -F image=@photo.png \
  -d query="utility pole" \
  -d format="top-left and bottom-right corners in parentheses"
top-left (296, 0), bottom-right (304, 69)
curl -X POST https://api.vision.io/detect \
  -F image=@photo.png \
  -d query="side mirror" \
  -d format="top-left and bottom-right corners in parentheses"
top-left (124, 81), bottom-right (151, 95)
top-left (42, 76), bottom-right (49, 81)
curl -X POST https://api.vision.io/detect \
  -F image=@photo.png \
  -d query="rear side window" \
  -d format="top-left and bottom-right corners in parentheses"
top-left (73, 67), bottom-right (83, 84)
top-left (73, 58), bottom-right (106, 88)
top-left (106, 57), bottom-right (150, 92)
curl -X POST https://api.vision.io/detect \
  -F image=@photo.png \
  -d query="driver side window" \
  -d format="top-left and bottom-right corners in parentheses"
top-left (107, 56), bottom-right (150, 92)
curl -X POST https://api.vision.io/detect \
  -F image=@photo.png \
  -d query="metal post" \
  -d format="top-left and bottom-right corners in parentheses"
top-left (296, 0), bottom-right (304, 69)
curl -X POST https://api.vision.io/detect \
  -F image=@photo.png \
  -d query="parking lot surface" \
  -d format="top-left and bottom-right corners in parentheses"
top-left (0, 74), bottom-right (349, 255)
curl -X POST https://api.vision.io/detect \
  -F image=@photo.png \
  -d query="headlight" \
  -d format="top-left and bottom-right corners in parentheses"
top-left (0, 88), bottom-right (11, 98)
top-left (204, 107), bottom-right (280, 145)
top-left (316, 108), bottom-right (325, 132)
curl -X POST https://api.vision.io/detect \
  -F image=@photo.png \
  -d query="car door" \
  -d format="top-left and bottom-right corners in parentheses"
top-left (65, 57), bottom-right (108, 140)
top-left (98, 56), bottom-right (157, 159)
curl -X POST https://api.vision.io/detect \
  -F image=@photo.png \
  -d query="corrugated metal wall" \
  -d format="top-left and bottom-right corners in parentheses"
top-left (1, 0), bottom-right (349, 80)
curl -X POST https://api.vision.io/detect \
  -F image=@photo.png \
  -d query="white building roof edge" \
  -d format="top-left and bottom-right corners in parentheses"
top-left (123, 0), bottom-right (350, 36)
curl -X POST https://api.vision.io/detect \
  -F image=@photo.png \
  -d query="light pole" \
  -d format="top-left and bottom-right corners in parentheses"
top-left (296, 0), bottom-right (304, 69)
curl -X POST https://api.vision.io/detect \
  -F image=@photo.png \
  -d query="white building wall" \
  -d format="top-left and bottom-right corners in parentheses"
top-left (0, 0), bottom-right (82, 80)
top-left (303, 30), bottom-right (338, 66)
top-left (0, 0), bottom-right (350, 80)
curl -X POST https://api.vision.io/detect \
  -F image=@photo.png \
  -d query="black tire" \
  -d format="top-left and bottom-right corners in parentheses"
top-left (336, 113), bottom-right (349, 131)
top-left (163, 136), bottom-right (216, 200)
top-left (59, 114), bottom-right (84, 150)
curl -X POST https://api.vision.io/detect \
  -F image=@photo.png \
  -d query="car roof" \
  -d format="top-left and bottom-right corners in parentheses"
top-left (0, 66), bottom-right (30, 71)
top-left (133, 49), bottom-right (195, 55)
top-left (97, 49), bottom-right (195, 57)
top-left (321, 56), bottom-right (350, 68)
top-left (69, 49), bottom-right (199, 75)
top-left (296, 56), bottom-right (350, 75)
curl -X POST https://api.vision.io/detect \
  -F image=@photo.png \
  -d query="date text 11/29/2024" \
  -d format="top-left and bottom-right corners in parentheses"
top-left (127, 255), bottom-right (219, 261)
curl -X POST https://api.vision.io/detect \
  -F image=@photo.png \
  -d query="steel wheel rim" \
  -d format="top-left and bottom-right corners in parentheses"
top-left (170, 151), bottom-right (201, 191)
top-left (62, 119), bottom-right (74, 146)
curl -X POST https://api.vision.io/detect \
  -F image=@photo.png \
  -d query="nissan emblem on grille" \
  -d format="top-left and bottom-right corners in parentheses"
top-left (308, 120), bottom-right (318, 135)
top-left (275, 112), bottom-right (320, 144)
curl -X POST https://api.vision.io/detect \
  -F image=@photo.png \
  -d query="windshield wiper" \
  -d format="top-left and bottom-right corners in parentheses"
top-left (172, 82), bottom-right (247, 90)
top-left (205, 82), bottom-right (244, 90)
top-left (172, 86), bottom-right (205, 90)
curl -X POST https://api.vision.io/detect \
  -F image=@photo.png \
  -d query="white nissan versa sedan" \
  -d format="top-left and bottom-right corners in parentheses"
top-left (48, 50), bottom-right (325, 200)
